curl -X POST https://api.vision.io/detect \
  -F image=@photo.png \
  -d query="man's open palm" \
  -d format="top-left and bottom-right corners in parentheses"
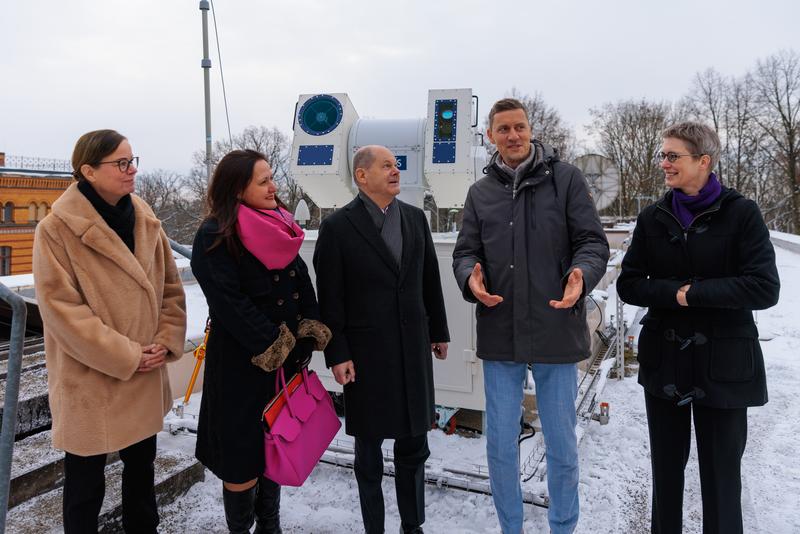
top-left (468, 263), bottom-right (503, 307)
top-left (549, 268), bottom-right (584, 309)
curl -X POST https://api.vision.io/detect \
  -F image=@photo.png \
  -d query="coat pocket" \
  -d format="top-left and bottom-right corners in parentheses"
top-left (709, 324), bottom-right (758, 382)
top-left (636, 316), bottom-right (662, 369)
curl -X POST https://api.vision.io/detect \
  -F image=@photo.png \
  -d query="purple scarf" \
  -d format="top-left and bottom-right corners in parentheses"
top-left (671, 172), bottom-right (722, 229)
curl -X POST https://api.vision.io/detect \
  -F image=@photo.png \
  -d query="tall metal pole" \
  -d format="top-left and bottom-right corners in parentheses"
top-left (200, 1), bottom-right (212, 181)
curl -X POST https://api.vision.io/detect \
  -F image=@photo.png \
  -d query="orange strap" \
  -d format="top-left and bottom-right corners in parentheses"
top-left (183, 318), bottom-right (210, 404)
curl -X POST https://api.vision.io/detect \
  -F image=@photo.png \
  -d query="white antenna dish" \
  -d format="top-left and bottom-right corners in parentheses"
top-left (573, 154), bottom-right (619, 211)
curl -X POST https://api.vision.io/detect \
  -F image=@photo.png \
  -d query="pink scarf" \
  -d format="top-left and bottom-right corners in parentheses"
top-left (236, 205), bottom-right (304, 270)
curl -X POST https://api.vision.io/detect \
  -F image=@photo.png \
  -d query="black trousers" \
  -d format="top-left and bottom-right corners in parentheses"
top-left (644, 391), bottom-right (748, 534)
top-left (63, 434), bottom-right (159, 533)
top-left (354, 434), bottom-right (430, 534)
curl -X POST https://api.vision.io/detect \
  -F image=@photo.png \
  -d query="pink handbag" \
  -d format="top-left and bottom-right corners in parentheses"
top-left (262, 367), bottom-right (341, 486)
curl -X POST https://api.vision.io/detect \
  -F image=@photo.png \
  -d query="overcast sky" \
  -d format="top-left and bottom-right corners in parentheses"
top-left (1, 0), bottom-right (797, 174)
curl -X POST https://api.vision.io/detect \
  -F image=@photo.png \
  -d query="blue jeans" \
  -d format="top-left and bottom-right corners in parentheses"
top-left (483, 361), bottom-right (579, 534)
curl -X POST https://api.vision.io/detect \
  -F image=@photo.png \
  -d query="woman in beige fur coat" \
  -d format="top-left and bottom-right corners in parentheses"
top-left (33, 129), bottom-right (186, 533)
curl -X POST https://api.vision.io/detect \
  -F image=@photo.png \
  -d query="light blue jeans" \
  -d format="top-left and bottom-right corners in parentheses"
top-left (483, 361), bottom-right (579, 534)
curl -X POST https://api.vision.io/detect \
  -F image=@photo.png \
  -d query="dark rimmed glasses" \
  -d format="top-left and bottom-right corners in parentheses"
top-left (96, 156), bottom-right (139, 172)
top-left (657, 152), bottom-right (702, 163)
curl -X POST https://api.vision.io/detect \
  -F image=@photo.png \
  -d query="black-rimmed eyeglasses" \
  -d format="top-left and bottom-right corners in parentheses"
top-left (96, 156), bottom-right (139, 172)
top-left (657, 152), bottom-right (702, 163)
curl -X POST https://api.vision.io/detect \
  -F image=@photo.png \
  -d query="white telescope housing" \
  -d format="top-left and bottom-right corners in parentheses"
top-left (349, 118), bottom-right (427, 208)
top-left (423, 88), bottom-right (485, 208)
top-left (290, 93), bottom-right (360, 208)
top-left (289, 89), bottom-right (486, 209)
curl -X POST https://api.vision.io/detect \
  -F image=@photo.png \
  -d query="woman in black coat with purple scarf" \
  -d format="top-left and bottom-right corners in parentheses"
top-left (617, 121), bottom-right (779, 534)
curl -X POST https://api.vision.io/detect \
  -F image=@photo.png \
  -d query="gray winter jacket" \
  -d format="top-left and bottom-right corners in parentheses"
top-left (452, 141), bottom-right (610, 363)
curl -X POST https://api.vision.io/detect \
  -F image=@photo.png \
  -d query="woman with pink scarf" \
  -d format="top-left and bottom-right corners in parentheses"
top-left (190, 149), bottom-right (331, 534)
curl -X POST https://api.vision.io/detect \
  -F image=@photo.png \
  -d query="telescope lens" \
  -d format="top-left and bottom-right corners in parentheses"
top-left (298, 94), bottom-right (344, 136)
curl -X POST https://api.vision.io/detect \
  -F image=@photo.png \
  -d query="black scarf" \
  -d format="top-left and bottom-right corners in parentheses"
top-left (358, 191), bottom-right (402, 267)
top-left (77, 180), bottom-right (136, 253)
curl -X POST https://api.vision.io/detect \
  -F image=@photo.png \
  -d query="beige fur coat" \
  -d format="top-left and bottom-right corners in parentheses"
top-left (33, 183), bottom-right (186, 455)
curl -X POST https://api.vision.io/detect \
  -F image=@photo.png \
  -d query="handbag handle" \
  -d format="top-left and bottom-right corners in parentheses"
top-left (273, 366), bottom-right (313, 419)
top-left (275, 368), bottom-right (297, 419)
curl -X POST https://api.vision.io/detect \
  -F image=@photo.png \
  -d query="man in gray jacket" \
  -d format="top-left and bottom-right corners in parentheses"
top-left (453, 98), bottom-right (609, 534)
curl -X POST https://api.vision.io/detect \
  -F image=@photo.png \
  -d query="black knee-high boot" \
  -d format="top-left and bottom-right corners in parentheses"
top-left (222, 486), bottom-right (256, 534)
top-left (254, 476), bottom-right (282, 534)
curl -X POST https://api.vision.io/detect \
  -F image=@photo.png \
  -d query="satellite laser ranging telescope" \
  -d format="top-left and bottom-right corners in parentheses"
top-left (290, 89), bottom-right (487, 209)
top-left (573, 154), bottom-right (619, 211)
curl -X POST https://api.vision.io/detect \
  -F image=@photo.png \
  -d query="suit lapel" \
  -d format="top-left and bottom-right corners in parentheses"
top-left (344, 198), bottom-right (400, 276)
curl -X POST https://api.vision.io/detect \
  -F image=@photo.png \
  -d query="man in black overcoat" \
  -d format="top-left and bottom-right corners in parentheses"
top-left (313, 145), bottom-right (450, 534)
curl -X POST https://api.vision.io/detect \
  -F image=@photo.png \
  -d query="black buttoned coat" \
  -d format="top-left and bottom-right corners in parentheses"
top-left (313, 197), bottom-right (450, 439)
top-left (191, 218), bottom-right (320, 483)
top-left (617, 188), bottom-right (780, 408)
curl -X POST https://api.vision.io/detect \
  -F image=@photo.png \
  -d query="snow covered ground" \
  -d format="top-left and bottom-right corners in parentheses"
top-left (156, 244), bottom-right (800, 533)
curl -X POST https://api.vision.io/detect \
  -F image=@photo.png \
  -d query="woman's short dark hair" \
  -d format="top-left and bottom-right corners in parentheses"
top-left (662, 121), bottom-right (721, 171)
top-left (71, 129), bottom-right (127, 182)
top-left (206, 149), bottom-right (284, 254)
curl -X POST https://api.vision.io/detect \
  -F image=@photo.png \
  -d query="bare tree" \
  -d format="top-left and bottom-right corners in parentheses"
top-left (484, 88), bottom-right (577, 161)
top-left (682, 69), bottom-right (727, 179)
top-left (682, 70), bottom-right (770, 196)
top-left (751, 50), bottom-right (800, 232)
top-left (588, 99), bottom-right (674, 216)
top-left (191, 125), bottom-right (307, 211)
top-left (136, 169), bottom-right (199, 243)
top-left (136, 169), bottom-right (182, 217)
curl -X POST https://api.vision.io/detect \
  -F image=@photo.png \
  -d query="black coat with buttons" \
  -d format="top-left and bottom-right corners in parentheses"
top-left (452, 141), bottom-right (610, 363)
top-left (313, 197), bottom-right (449, 439)
top-left (191, 218), bottom-right (320, 483)
top-left (617, 187), bottom-right (780, 408)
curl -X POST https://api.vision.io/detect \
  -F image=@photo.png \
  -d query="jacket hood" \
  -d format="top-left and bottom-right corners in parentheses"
top-left (485, 140), bottom-right (559, 173)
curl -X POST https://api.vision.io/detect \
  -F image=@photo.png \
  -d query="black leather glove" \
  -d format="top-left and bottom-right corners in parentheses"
top-left (284, 337), bottom-right (316, 374)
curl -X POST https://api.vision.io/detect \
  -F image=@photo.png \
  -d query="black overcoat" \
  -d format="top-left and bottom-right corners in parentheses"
top-left (313, 197), bottom-right (449, 439)
top-left (191, 219), bottom-right (320, 483)
top-left (617, 187), bottom-right (780, 408)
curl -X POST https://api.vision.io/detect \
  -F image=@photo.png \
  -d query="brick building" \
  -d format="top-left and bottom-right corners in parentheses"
top-left (0, 152), bottom-right (73, 275)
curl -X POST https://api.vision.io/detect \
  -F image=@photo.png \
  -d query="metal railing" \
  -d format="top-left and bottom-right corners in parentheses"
top-left (168, 239), bottom-right (192, 260)
top-left (0, 282), bottom-right (28, 533)
top-left (2, 155), bottom-right (71, 173)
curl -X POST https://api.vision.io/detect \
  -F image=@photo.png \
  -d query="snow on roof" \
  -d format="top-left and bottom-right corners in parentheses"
top-left (159, 245), bottom-right (800, 532)
top-left (771, 229), bottom-right (800, 244)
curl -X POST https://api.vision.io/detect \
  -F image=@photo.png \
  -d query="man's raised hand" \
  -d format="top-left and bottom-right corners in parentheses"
top-left (468, 263), bottom-right (503, 307)
top-left (549, 268), bottom-right (584, 309)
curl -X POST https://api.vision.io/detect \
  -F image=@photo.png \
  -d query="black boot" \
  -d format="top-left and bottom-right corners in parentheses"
top-left (222, 486), bottom-right (256, 534)
top-left (254, 476), bottom-right (282, 534)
